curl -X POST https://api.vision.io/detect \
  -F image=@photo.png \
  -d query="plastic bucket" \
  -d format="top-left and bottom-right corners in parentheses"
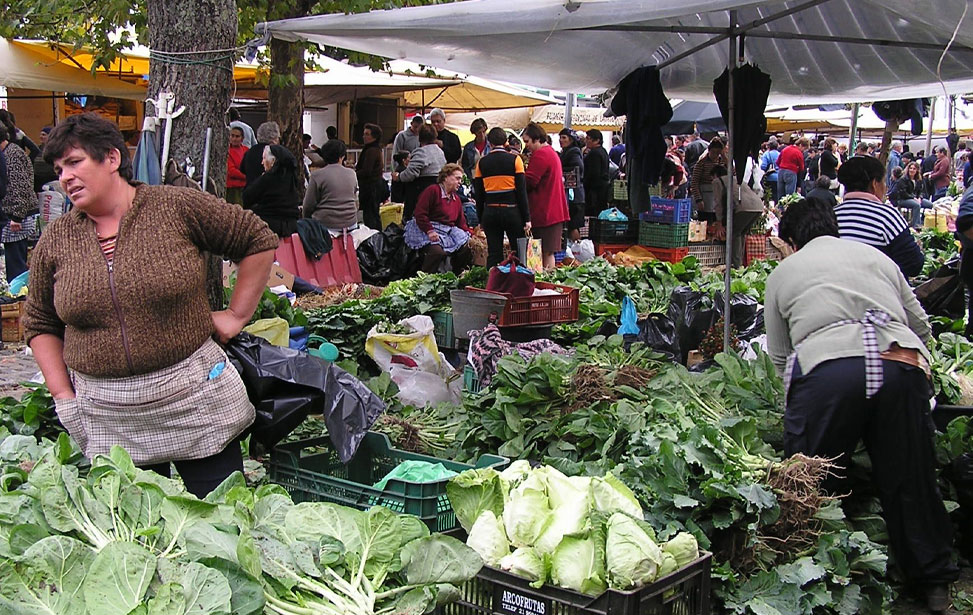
top-left (380, 203), bottom-right (404, 230)
top-left (450, 290), bottom-right (507, 339)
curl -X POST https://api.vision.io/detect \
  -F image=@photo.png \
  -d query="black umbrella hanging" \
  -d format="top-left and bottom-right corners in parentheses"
top-left (662, 101), bottom-right (727, 136)
top-left (714, 64), bottom-right (772, 183)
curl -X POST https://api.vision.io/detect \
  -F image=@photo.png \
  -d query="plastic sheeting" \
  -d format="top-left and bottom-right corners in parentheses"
top-left (258, 0), bottom-right (973, 105)
top-left (226, 333), bottom-right (385, 460)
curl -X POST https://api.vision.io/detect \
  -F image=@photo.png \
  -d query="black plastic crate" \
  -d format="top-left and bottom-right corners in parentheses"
top-left (437, 552), bottom-right (711, 615)
top-left (590, 218), bottom-right (639, 243)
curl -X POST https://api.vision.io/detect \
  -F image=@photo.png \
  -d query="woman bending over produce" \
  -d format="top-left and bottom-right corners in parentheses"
top-left (24, 113), bottom-right (279, 497)
top-left (765, 197), bottom-right (958, 614)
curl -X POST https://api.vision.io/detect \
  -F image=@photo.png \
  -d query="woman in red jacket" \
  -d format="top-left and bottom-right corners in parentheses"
top-left (225, 126), bottom-right (248, 204)
top-left (522, 122), bottom-right (569, 270)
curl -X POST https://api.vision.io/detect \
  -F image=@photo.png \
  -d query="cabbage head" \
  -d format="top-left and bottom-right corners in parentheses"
top-left (590, 473), bottom-right (642, 519)
top-left (656, 552), bottom-right (679, 580)
top-left (605, 513), bottom-right (663, 590)
top-left (503, 473), bottom-right (553, 549)
top-left (532, 467), bottom-right (590, 554)
top-left (446, 468), bottom-right (505, 532)
top-left (549, 532), bottom-right (607, 596)
top-left (499, 459), bottom-right (532, 491)
top-left (499, 547), bottom-right (548, 587)
top-left (467, 510), bottom-right (510, 566)
top-left (662, 532), bottom-right (699, 568)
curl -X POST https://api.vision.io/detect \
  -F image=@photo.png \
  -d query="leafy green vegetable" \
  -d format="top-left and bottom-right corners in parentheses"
top-left (605, 512), bottom-right (662, 590)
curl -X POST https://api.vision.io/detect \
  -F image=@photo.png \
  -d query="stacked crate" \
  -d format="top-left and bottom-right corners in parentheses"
top-left (637, 197), bottom-right (693, 262)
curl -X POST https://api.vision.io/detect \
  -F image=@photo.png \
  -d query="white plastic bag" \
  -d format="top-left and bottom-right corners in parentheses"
top-left (567, 239), bottom-right (596, 263)
top-left (389, 355), bottom-right (462, 407)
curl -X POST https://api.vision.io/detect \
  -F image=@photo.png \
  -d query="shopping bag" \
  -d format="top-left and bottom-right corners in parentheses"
top-left (365, 315), bottom-right (441, 373)
top-left (516, 232), bottom-right (544, 272)
top-left (597, 207), bottom-right (629, 221)
top-left (486, 254), bottom-right (536, 297)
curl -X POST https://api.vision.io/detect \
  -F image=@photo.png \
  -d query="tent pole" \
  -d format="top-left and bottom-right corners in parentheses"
top-left (724, 10), bottom-right (738, 353)
top-left (925, 97), bottom-right (937, 157)
top-left (565, 93), bottom-right (574, 129)
top-left (847, 102), bottom-right (860, 153)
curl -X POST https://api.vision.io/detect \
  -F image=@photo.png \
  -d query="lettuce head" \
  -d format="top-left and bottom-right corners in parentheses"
top-left (605, 512), bottom-right (662, 590)
top-left (549, 532), bottom-right (607, 596)
top-left (467, 510), bottom-right (510, 566)
top-left (499, 547), bottom-right (548, 586)
top-left (446, 468), bottom-right (505, 532)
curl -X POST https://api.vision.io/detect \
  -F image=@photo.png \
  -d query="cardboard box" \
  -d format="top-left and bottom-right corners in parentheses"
top-left (222, 262), bottom-right (295, 290)
top-left (1, 302), bottom-right (25, 343)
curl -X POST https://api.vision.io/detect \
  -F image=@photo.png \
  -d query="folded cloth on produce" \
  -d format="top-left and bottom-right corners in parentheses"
top-left (469, 324), bottom-right (571, 388)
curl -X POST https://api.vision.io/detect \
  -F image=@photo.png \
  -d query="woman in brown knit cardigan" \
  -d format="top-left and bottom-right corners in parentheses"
top-left (23, 113), bottom-right (279, 497)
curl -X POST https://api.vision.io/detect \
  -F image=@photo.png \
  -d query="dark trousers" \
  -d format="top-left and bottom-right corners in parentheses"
top-left (140, 439), bottom-right (244, 498)
top-left (481, 206), bottom-right (524, 268)
top-left (786, 357), bottom-right (959, 585)
top-left (3, 239), bottom-right (28, 283)
top-left (359, 178), bottom-right (384, 230)
top-left (961, 247), bottom-right (973, 336)
top-left (259, 215), bottom-right (298, 239)
top-left (421, 242), bottom-right (473, 274)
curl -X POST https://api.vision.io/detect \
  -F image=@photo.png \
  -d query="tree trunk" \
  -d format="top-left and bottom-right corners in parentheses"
top-left (877, 119), bottom-right (897, 167)
top-left (269, 38), bottom-right (306, 185)
top-left (148, 0), bottom-right (237, 310)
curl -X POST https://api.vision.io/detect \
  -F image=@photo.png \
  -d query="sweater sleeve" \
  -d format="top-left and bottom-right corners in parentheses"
top-left (880, 228), bottom-right (924, 278)
top-left (181, 188), bottom-right (279, 260)
top-left (514, 156), bottom-right (530, 223)
top-left (896, 265), bottom-right (932, 344)
top-left (398, 148), bottom-right (425, 182)
top-left (413, 185), bottom-right (438, 233)
top-left (763, 274), bottom-right (792, 375)
top-left (22, 232), bottom-right (65, 343)
top-left (473, 162), bottom-right (486, 219)
top-left (524, 149), bottom-right (547, 191)
top-left (227, 155), bottom-right (247, 183)
top-left (302, 174), bottom-right (320, 219)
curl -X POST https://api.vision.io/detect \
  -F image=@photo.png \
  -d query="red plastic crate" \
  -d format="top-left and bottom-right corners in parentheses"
top-left (644, 246), bottom-right (690, 262)
top-left (593, 242), bottom-right (636, 256)
top-left (465, 282), bottom-right (580, 326)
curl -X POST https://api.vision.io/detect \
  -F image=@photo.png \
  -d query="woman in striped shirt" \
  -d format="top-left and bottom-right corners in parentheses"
top-left (834, 156), bottom-right (924, 277)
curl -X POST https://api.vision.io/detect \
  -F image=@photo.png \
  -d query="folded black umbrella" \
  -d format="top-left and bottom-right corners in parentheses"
top-left (714, 64), bottom-right (772, 184)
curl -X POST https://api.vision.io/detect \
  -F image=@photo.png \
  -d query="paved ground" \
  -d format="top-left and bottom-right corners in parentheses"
top-left (0, 342), bottom-right (40, 399)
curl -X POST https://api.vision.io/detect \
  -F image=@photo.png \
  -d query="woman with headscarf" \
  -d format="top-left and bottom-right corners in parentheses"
top-left (242, 144), bottom-right (301, 238)
top-left (558, 128), bottom-right (586, 242)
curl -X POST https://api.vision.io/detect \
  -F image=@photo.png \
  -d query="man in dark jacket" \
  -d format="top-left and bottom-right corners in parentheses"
top-left (430, 108), bottom-right (462, 164)
top-left (583, 129), bottom-right (611, 216)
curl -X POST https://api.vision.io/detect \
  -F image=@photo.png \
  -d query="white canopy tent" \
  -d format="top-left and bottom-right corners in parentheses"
top-left (257, 0), bottom-right (973, 105)
top-left (258, 0), bottom-right (973, 348)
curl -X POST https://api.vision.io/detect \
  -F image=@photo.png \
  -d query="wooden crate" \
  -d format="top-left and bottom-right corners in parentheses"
top-left (1, 302), bottom-right (25, 343)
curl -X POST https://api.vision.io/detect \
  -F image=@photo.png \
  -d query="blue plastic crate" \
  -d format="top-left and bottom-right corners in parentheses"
top-left (641, 197), bottom-right (693, 225)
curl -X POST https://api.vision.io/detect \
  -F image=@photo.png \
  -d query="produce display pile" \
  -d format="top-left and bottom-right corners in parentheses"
top-left (3, 244), bottom-right (973, 614)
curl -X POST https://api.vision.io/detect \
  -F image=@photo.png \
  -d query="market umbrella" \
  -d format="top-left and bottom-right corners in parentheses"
top-left (661, 101), bottom-right (726, 135)
top-left (714, 64), bottom-right (771, 183)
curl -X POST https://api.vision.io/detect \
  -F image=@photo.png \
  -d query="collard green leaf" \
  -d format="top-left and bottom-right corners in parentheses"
top-left (198, 557), bottom-right (266, 615)
top-left (399, 534), bottom-right (483, 585)
top-left (180, 561), bottom-right (233, 615)
top-left (82, 541), bottom-right (156, 615)
top-left (283, 501), bottom-right (362, 551)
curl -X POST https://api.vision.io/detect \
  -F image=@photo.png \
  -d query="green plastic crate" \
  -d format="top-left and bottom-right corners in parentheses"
top-left (463, 364), bottom-right (483, 395)
top-left (432, 311), bottom-right (455, 349)
top-left (639, 221), bottom-right (690, 248)
top-left (270, 431), bottom-right (507, 532)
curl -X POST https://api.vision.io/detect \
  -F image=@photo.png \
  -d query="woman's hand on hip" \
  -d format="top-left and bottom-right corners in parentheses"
top-left (212, 308), bottom-right (249, 344)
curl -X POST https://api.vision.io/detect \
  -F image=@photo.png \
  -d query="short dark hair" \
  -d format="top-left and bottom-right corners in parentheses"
top-left (326, 125), bottom-right (338, 139)
top-left (43, 113), bottom-right (133, 180)
top-left (778, 197), bottom-right (839, 249)
top-left (229, 126), bottom-right (244, 137)
top-left (302, 133), bottom-right (312, 141)
top-left (228, 107), bottom-right (241, 122)
top-left (815, 175), bottom-right (833, 189)
top-left (393, 150), bottom-right (410, 165)
top-left (585, 129), bottom-right (602, 144)
top-left (410, 115), bottom-right (424, 126)
top-left (320, 139), bottom-right (347, 164)
top-left (487, 127), bottom-right (508, 146)
top-left (418, 123), bottom-right (437, 145)
top-left (0, 124), bottom-right (8, 143)
top-left (837, 155), bottom-right (885, 192)
top-left (470, 118), bottom-right (487, 133)
top-left (709, 136), bottom-right (724, 150)
top-left (524, 122), bottom-right (547, 143)
top-left (363, 122), bottom-right (383, 143)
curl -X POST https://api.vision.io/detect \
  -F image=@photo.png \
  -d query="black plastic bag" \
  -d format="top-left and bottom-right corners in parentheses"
top-left (225, 333), bottom-right (385, 461)
top-left (631, 315), bottom-right (681, 362)
top-left (356, 225), bottom-right (421, 285)
top-left (915, 255), bottom-right (965, 319)
top-left (713, 291), bottom-right (762, 341)
top-left (667, 287), bottom-right (763, 362)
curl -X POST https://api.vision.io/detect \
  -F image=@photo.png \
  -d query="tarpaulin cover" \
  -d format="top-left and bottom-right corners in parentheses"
top-left (258, 0), bottom-right (973, 105)
top-left (226, 333), bottom-right (385, 461)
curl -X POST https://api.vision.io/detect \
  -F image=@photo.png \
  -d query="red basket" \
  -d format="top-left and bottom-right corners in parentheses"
top-left (644, 246), bottom-right (690, 262)
top-left (593, 242), bottom-right (635, 256)
top-left (465, 282), bottom-right (580, 327)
